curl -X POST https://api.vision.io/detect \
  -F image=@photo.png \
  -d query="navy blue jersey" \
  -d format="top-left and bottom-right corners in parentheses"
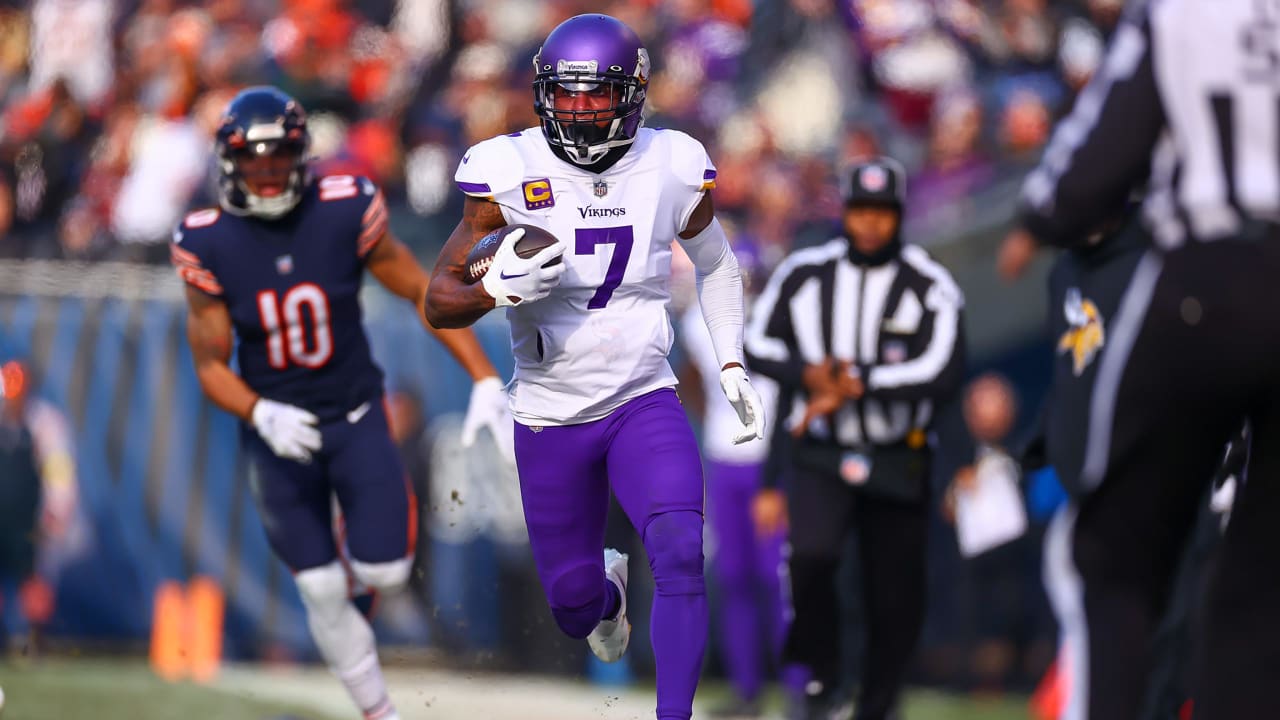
top-left (172, 175), bottom-right (390, 422)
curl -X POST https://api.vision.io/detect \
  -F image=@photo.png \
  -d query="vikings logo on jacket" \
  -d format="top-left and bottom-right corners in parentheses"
top-left (1058, 288), bottom-right (1105, 377)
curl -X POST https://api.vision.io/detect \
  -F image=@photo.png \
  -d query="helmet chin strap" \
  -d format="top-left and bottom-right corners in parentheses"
top-left (224, 169), bottom-right (307, 219)
top-left (561, 117), bottom-right (632, 165)
top-left (244, 190), bottom-right (300, 219)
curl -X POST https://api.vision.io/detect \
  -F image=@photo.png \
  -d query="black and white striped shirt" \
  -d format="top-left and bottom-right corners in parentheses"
top-left (1022, 0), bottom-right (1280, 249)
top-left (745, 237), bottom-right (966, 447)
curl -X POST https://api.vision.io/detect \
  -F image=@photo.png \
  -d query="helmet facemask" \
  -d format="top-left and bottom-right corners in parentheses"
top-left (219, 125), bottom-right (309, 219)
top-left (533, 53), bottom-right (648, 165)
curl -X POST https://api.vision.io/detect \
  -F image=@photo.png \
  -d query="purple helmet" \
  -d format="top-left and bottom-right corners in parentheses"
top-left (533, 14), bottom-right (650, 165)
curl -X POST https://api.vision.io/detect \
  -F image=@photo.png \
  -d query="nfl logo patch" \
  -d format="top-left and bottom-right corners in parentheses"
top-left (884, 340), bottom-right (908, 364)
top-left (861, 165), bottom-right (888, 192)
top-left (840, 452), bottom-right (872, 486)
top-left (276, 254), bottom-right (294, 275)
top-left (593, 180), bottom-right (609, 198)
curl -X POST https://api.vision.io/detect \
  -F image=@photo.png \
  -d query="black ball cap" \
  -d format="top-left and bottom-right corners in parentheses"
top-left (843, 157), bottom-right (907, 209)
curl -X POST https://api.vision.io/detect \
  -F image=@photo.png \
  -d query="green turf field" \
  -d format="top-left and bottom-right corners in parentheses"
top-left (0, 659), bottom-right (341, 720)
top-left (0, 658), bottom-right (1032, 720)
top-left (694, 683), bottom-right (1031, 720)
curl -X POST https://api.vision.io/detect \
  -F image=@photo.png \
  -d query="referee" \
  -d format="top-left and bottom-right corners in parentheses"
top-left (1004, 1), bottom-right (1280, 718)
top-left (746, 158), bottom-right (965, 720)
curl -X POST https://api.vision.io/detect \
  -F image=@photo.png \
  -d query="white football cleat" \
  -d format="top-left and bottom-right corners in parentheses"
top-left (588, 548), bottom-right (631, 662)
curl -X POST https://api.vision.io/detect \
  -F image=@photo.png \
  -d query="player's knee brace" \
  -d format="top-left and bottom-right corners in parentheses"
top-left (294, 561), bottom-right (351, 623)
top-left (350, 556), bottom-right (413, 593)
top-left (643, 510), bottom-right (706, 597)
top-left (548, 561), bottom-right (608, 639)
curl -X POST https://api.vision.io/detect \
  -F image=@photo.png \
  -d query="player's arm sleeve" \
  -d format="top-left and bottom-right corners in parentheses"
top-left (357, 181), bottom-right (389, 260)
top-left (744, 260), bottom-right (807, 388)
top-left (863, 258), bottom-right (966, 402)
top-left (1019, 5), bottom-right (1164, 248)
top-left (677, 218), bottom-right (744, 369)
top-left (454, 136), bottom-right (524, 217)
top-left (171, 215), bottom-right (224, 297)
top-left (665, 131), bottom-right (742, 368)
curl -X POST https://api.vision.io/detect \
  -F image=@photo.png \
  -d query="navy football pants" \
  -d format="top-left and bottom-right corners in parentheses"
top-left (243, 397), bottom-right (413, 572)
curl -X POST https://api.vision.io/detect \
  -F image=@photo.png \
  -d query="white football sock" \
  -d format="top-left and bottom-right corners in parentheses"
top-left (336, 649), bottom-right (397, 720)
top-left (295, 563), bottom-right (397, 719)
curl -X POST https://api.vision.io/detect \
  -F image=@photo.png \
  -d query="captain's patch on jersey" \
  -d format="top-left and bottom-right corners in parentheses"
top-left (523, 179), bottom-right (555, 210)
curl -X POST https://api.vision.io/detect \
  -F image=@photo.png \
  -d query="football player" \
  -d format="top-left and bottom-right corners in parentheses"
top-left (677, 241), bottom-right (802, 718)
top-left (423, 14), bottom-right (766, 720)
top-left (173, 86), bottom-right (510, 720)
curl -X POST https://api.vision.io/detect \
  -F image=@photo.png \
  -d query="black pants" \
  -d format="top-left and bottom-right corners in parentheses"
top-left (1140, 491), bottom-right (1222, 720)
top-left (1055, 238), bottom-right (1280, 720)
top-left (784, 462), bottom-right (929, 720)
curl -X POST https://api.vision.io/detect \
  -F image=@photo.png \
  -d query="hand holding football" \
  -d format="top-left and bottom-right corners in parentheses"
top-left (462, 225), bottom-right (563, 284)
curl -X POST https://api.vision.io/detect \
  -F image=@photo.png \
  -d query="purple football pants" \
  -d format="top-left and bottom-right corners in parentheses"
top-left (515, 388), bottom-right (707, 720)
top-left (707, 459), bottom-right (808, 704)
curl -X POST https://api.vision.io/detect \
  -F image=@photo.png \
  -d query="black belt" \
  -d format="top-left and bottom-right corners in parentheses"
top-left (793, 437), bottom-right (931, 502)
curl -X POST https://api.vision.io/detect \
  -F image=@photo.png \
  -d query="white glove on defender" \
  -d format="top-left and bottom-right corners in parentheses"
top-left (461, 376), bottom-right (516, 467)
top-left (720, 366), bottom-right (767, 445)
top-left (481, 228), bottom-right (567, 307)
top-left (252, 398), bottom-right (322, 462)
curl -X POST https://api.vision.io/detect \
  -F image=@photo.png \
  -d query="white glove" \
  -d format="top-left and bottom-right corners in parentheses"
top-left (461, 376), bottom-right (516, 467)
top-left (720, 365), bottom-right (767, 445)
top-left (251, 398), bottom-right (322, 462)
top-left (481, 227), bottom-right (567, 307)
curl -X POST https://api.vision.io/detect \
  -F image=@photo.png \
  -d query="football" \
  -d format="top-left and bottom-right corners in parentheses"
top-left (462, 224), bottom-right (563, 285)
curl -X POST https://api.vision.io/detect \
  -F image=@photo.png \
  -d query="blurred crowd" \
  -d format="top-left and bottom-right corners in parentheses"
top-left (0, 0), bottom-right (1123, 268)
top-left (0, 0), bottom-right (1144, 703)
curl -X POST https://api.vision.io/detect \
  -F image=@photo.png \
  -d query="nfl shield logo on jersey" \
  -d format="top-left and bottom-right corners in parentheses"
top-left (884, 340), bottom-right (908, 364)
top-left (276, 254), bottom-right (294, 275)
top-left (593, 180), bottom-right (609, 198)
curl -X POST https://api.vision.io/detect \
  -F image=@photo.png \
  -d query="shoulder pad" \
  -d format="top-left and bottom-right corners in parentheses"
top-left (658, 129), bottom-right (717, 192)
top-left (180, 207), bottom-right (223, 231)
top-left (455, 135), bottom-right (526, 198)
top-left (314, 174), bottom-right (377, 204)
top-left (172, 207), bottom-right (224, 295)
top-left (173, 207), bottom-right (223, 247)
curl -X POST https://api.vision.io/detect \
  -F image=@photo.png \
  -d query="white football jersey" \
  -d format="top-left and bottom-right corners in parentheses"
top-left (679, 306), bottom-right (777, 465)
top-left (456, 127), bottom-right (716, 425)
